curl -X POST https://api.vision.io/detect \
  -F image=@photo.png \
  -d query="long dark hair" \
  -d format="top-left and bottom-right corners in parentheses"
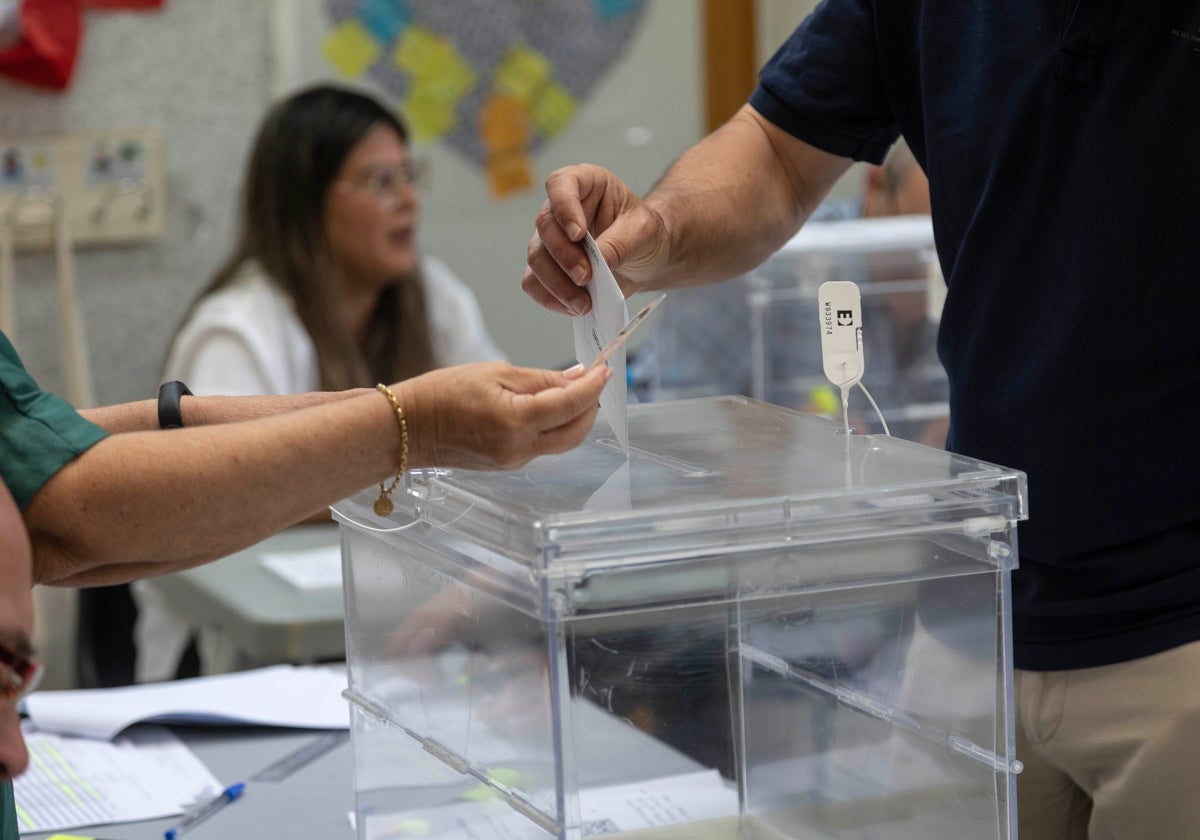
top-left (175, 84), bottom-right (433, 390)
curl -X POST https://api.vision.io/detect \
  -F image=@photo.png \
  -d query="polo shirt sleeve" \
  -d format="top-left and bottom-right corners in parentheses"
top-left (1, 780), bottom-right (17, 837)
top-left (0, 332), bottom-right (108, 510)
top-left (749, 0), bottom-right (899, 165)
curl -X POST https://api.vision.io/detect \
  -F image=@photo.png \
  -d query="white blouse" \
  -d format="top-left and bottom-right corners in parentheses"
top-left (162, 256), bottom-right (505, 394)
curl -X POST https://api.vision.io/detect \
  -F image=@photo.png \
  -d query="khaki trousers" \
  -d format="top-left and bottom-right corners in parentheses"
top-left (1015, 639), bottom-right (1200, 840)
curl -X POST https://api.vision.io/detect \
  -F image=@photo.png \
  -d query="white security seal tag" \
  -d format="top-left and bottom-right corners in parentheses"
top-left (819, 280), bottom-right (864, 389)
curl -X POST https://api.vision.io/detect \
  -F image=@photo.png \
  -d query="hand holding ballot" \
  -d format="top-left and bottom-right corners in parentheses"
top-left (570, 234), bottom-right (665, 454)
top-left (523, 164), bottom-right (674, 316)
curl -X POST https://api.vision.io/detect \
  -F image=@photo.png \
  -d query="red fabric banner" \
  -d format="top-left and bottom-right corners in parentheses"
top-left (0, 0), bottom-right (84, 91)
top-left (81, 0), bottom-right (164, 8)
top-left (0, 0), bottom-right (164, 91)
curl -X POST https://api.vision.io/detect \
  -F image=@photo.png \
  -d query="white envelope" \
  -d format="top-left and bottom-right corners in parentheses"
top-left (573, 233), bottom-right (630, 453)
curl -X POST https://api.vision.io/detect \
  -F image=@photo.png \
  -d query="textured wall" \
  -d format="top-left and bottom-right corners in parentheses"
top-left (0, 1), bottom-right (272, 406)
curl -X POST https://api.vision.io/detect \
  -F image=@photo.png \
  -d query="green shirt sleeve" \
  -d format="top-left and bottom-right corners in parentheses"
top-left (0, 331), bottom-right (108, 509)
top-left (1, 779), bottom-right (18, 835)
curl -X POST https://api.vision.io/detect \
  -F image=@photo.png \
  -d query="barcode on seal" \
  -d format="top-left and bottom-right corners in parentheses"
top-left (582, 818), bottom-right (620, 836)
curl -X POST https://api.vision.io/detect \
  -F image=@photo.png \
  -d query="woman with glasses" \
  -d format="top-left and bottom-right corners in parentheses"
top-left (128, 84), bottom-right (506, 683)
top-left (165, 82), bottom-right (503, 401)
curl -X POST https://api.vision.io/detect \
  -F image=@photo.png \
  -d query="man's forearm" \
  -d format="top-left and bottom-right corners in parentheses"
top-left (643, 105), bottom-right (851, 291)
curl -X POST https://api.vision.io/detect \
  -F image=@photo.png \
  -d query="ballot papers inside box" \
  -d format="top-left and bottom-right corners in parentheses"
top-left (332, 396), bottom-right (1026, 840)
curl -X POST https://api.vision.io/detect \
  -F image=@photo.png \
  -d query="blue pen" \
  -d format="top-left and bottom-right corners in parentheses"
top-left (163, 781), bottom-right (246, 839)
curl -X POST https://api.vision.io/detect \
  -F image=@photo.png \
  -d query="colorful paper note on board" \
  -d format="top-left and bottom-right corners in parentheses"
top-left (359, 0), bottom-right (410, 42)
top-left (494, 45), bottom-right (552, 103)
top-left (322, 19), bottom-right (381, 78)
top-left (532, 83), bottom-right (577, 137)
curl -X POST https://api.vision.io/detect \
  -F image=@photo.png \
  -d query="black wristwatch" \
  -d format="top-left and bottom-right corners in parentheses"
top-left (157, 380), bottom-right (192, 429)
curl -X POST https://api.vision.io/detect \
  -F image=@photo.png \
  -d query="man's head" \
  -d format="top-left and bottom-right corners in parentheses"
top-left (863, 140), bottom-right (931, 218)
top-left (0, 481), bottom-right (37, 781)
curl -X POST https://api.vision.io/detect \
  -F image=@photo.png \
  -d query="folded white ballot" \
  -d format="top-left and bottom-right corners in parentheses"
top-left (573, 233), bottom-right (631, 453)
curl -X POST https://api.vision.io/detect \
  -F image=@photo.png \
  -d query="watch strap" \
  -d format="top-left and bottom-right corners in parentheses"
top-left (157, 380), bottom-right (192, 429)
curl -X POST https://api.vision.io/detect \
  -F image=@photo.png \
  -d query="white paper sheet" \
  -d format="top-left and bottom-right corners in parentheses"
top-left (579, 770), bottom-right (739, 835)
top-left (583, 461), bottom-right (632, 512)
top-left (360, 769), bottom-right (738, 839)
top-left (23, 665), bottom-right (350, 740)
top-left (574, 233), bottom-right (630, 453)
top-left (259, 544), bottom-right (343, 590)
top-left (13, 725), bottom-right (222, 834)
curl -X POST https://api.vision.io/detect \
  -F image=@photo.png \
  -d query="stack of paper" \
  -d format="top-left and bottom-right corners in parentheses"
top-left (24, 664), bottom-right (350, 740)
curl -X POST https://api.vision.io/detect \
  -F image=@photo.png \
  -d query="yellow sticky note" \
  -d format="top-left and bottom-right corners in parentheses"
top-left (322, 20), bottom-right (382, 78)
top-left (493, 45), bottom-right (552, 103)
top-left (393, 26), bottom-right (448, 77)
top-left (532, 82), bottom-right (577, 138)
top-left (394, 30), bottom-right (475, 102)
top-left (403, 90), bottom-right (458, 141)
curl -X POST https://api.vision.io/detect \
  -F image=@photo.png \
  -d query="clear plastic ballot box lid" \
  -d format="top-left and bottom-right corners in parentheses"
top-left (332, 396), bottom-right (1025, 591)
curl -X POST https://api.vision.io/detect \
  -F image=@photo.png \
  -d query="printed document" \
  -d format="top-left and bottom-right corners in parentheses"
top-left (13, 725), bottom-right (221, 834)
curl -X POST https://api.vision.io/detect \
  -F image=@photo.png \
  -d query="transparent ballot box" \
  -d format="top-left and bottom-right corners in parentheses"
top-left (333, 396), bottom-right (1026, 840)
top-left (638, 216), bottom-right (946, 446)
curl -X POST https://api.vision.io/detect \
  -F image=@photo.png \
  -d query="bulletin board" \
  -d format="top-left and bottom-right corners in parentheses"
top-left (280, 0), bottom-right (648, 198)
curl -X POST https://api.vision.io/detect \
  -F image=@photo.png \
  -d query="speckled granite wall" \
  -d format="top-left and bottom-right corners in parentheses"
top-left (0, 1), bottom-right (272, 406)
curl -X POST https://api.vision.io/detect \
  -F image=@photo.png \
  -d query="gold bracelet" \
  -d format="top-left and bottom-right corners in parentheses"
top-left (373, 383), bottom-right (409, 517)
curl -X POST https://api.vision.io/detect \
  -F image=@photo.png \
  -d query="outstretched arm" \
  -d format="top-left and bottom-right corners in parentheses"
top-left (78, 389), bottom-right (371, 434)
top-left (524, 104), bottom-right (852, 315)
top-left (26, 363), bottom-right (608, 587)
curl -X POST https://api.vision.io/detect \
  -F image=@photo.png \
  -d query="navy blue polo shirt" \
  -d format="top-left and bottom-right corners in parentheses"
top-left (751, 1), bottom-right (1200, 670)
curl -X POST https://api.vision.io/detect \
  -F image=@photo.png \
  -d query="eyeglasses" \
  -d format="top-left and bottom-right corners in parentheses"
top-left (340, 161), bottom-right (425, 205)
top-left (0, 637), bottom-right (42, 705)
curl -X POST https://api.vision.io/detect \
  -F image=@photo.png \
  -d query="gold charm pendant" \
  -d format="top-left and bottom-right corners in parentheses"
top-left (373, 495), bottom-right (394, 517)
